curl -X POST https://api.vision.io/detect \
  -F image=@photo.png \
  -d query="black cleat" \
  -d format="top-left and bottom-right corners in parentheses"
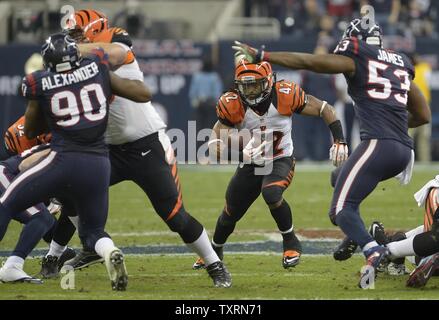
top-left (40, 247), bottom-right (76, 278)
top-left (333, 237), bottom-right (358, 261)
top-left (369, 221), bottom-right (390, 245)
top-left (40, 255), bottom-right (60, 278)
top-left (206, 261), bottom-right (232, 288)
top-left (58, 247), bottom-right (76, 267)
top-left (282, 250), bottom-right (301, 269)
top-left (63, 250), bottom-right (104, 270)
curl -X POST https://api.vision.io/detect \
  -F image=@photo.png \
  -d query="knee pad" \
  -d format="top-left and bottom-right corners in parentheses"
top-left (261, 185), bottom-right (283, 206)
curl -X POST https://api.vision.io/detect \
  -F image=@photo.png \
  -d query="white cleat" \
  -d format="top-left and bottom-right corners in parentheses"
top-left (0, 264), bottom-right (43, 284)
top-left (104, 249), bottom-right (128, 291)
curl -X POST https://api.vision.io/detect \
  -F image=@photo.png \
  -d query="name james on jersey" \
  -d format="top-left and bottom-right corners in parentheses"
top-left (377, 49), bottom-right (405, 67)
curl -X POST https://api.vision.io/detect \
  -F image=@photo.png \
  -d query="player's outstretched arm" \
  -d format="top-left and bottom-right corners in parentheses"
top-left (265, 52), bottom-right (355, 75)
top-left (78, 43), bottom-right (126, 70)
top-left (300, 94), bottom-right (348, 166)
top-left (109, 71), bottom-right (152, 103)
top-left (232, 41), bottom-right (355, 74)
top-left (24, 100), bottom-right (48, 139)
top-left (407, 81), bottom-right (431, 128)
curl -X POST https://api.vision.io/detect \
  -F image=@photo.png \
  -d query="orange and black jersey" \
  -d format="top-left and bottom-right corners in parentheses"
top-left (216, 80), bottom-right (308, 127)
top-left (4, 116), bottom-right (51, 156)
top-left (93, 27), bottom-right (135, 65)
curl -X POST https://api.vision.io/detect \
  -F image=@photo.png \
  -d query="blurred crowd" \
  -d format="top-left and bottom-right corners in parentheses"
top-left (245, 0), bottom-right (439, 39)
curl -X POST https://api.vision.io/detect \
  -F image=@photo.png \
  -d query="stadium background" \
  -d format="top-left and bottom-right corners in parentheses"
top-left (0, 0), bottom-right (438, 161)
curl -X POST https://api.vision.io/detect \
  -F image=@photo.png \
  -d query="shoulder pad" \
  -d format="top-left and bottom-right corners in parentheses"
top-left (216, 92), bottom-right (245, 126)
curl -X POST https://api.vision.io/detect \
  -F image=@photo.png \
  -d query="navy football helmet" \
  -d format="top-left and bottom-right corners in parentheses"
top-left (342, 18), bottom-right (383, 48)
top-left (41, 33), bottom-right (81, 72)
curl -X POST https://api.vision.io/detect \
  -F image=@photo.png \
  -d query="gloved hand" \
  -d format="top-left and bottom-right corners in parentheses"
top-left (329, 142), bottom-right (348, 167)
top-left (232, 41), bottom-right (266, 63)
top-left (243, 137), bottom-right (267, 165)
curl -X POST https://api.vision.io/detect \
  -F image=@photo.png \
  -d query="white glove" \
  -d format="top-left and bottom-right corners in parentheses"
top-left (47, 198), bottom-right (62, 215)
top-left (232, 41), bottom-right (264, 63)
top-left (329, 142), bottom-right (348, 167)
top-left (243, 137), bottom-right (267, 165)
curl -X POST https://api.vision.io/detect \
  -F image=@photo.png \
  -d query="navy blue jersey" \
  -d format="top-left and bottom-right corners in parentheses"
top-left (334, 37), bottom-right (414, 148)
top-left (21, 49), bottom-right (112, 154)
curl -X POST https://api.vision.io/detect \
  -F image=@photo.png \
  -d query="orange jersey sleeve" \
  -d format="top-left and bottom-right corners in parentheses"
top-left (94, 27), bottom-right (135, 65)
top-left (275, 81), bottom-right (308, 116)
top-left (216, 92), bottom-right (246, 127)
top-left (4, 116), bottom-right (39, 155)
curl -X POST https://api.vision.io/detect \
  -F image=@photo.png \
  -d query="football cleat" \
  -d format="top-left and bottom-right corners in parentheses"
top-left (40, 247), bottom-right (76, 278)
top-left (282, 250), bottom-right (301, 269)
top-left (104, 249), bottom-right (128, 291)
top-left (206, 261), bottom-right (232, 288)
top-left (192, 258), bottom-right (205, 270)
top-left (0, 264), bottom-right (43, 284)
top-left (359, 246), bottom-right (389, 288)
top-left (40, 255), bottom-right (60, 278)
top-left (369, 221), bottom-right (390, 245)
top-left (333, 236), bottom-right (358, 261)
top-left (63, 249), bottom-right (104, 270)
top-left (406, 253), bottom-right (439, 288)
top-left (386, 262), bottom-right (409, 276)
top-left (192, 244), bottom-right (224, 270)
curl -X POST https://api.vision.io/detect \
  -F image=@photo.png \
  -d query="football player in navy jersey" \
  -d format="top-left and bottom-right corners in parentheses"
top-left (233, 17), bottom-right (431, 286)
top-left (39, 10), bottom-right (233, 289)
top-left (0, 32), bottom-right (151, 290)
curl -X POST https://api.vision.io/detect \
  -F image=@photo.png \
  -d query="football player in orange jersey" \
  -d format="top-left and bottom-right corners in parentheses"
top-left (4, 115), bottom-right (51, 157)
top-left (192, 57), bottom-right (348, 270)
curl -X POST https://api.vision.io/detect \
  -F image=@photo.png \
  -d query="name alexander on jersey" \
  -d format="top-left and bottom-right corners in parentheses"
top-left (376, 49), bottom-right (405, 67)
top-left (39, 62), bottom-right (99, 91)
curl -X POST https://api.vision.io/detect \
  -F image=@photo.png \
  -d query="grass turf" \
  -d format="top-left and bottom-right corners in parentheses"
top-left (0, 164), bottom-right (438, 299)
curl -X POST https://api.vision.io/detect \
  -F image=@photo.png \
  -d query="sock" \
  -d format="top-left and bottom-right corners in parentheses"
top-left (362, 241), bottom-right (379, 253)
top-left (46, 240), bottom-right (66, 258)
top-left (213, 211), bottom-right (237, 245)
top-left (405, 225), bottom-right (424, 238)
top-left (12, 211), bottom-right (55, 259)
top-left (43, 220), bottom-right (57, 243)
top-left (335, 208), bottom-right (373, 248)
top-left (270, 200), bottom-right (293, 232)
top-left (4, 256), bottom-right (24, 269)
top-left (186, 229), bottom-right (219, 266)
top-left (177, 215), bottom-right (203, 243)
top-left (53, 212), bottom-right (77, 246)
top-left (94, 237), bottom-right (116, 258)
top-left (387, 237), bottom-right (415, 258)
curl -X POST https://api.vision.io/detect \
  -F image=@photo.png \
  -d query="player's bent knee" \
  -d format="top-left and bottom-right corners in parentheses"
top-left (262, 185), bottom-right (283, 206)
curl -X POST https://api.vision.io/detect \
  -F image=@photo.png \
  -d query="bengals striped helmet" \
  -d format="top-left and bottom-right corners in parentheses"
top-left (69, 9), bottom-right (109, 42)
top-left (235, 60), bottom-right (274, 106)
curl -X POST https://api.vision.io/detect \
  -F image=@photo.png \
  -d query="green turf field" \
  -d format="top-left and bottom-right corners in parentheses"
top-left (1, 164), bottom-right (439, 299)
